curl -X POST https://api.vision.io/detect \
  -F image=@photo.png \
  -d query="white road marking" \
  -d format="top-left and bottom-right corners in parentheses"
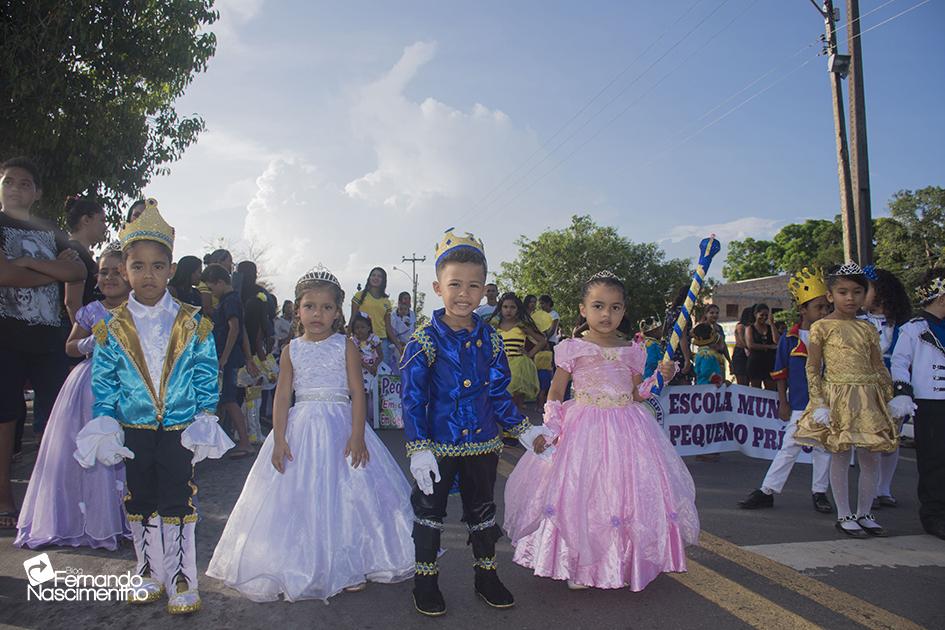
top-left (742, 535), bottom-right (945, 571)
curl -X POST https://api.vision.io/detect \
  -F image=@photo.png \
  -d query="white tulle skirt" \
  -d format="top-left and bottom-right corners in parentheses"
top-left (206, 399), bottom-right (415, 602)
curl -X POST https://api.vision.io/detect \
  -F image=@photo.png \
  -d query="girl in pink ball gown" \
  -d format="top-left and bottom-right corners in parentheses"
top-left (504, 271), bottom-right (699, 591)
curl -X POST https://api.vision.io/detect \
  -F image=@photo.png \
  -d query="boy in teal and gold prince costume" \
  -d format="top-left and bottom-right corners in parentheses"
top-left (400, 230), bottom-right (552, 617)
top-left (74, 200), bottom-right (233, 614)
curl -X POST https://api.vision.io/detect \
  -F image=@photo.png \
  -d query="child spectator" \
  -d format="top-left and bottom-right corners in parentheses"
top-left (168, 256), bottom-right (204, 308)
top-left (692, 323), bottom-right (725, 385)
top-left (202, 264), bottom-right (254, 459)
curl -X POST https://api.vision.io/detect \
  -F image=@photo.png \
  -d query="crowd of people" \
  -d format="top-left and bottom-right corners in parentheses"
top-left (2, 154), bottom-right (943, 619)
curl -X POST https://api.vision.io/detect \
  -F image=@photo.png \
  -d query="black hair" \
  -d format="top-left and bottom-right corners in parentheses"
top-left (295, 279), bottom-right (346, 334)
top-left (489, 291), bottom-right (542, 335)
top-left (64, 196), bottom-right (104, 231)
top-left (573, 273), bottom-right (632, 337)
top-left (670, 285), bottom-right (689, 309)
top-left (123, 239), bottom-right (173, 264)
top-left (98, 247), bottom-right (123, 265)
top-left (237, 260), bottom-right (258, 303)
top-left (207, 249), bottom-right (232, 265)
top-left (825, 265), bottom-right (869, 291)
top-left (125, 199), bottom-right (146, 223)
top-left (754, 302), bottom-right (770, 313)
top-left (435, 247), bottom-right (488, 277)
top-left (169, 255), bottom-right (202, 293)
top-left (351, 312), bottom-right (373, 332)
top-left (539, 294), bottom-right (553, 307)
top-left (692, 322), bottom-right (714, 341)
top-left (524, 294), bottom-right (537, 310)
top-left (398, 291), bottom-right (411, 300)
top-left (738, 306), bottom-right (755, 326)
top-left (706, 303), bottom-right (720, 312)
top-left (201, 263), bottom-right (231, 285)
top-left (1, 157), bottom-right (42, 188)
top-left (869, 268), bottom-right (912, 325)
top-left (918, 267), bottom-right (945, 306)
top-left (356, 266), bottom-right (389, 303)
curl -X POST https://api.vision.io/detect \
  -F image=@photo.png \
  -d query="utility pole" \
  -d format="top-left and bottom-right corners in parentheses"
top-left (401, 253), bottom-right (426, 316)
top-left (814, 0), bottom-right (857, 263)
top-left (846, 0), bottom-right (873, 265)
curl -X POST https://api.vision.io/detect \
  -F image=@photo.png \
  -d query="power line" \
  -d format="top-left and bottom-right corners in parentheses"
top-left (473, 0), bottom-right (926, 221)
top-left (469, 0), bottom-right (751, 227)
top-left (455, 0), bottom-right (735, 227)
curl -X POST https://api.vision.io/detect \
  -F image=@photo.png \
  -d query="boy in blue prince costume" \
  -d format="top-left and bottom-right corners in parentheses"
top-left (400, 230), bottom-right (551, 616)
top-left (74, 200), bottom-right (233, 614)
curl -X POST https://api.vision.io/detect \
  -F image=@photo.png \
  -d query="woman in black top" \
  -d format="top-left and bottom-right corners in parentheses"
top-left (745, 303), bottom-right (779, 389)
top-left (168, 255), bottom-right (204, 307)
top-left (731, 306), bottom-right (754, 386)
top-left (64, 197), bottom-right (108, 323)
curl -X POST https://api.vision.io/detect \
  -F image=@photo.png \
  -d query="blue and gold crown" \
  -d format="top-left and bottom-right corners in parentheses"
top-left (638, 314), bottom-right (663, 333)
top-left (788, 267), bottom-right (827, 305)
top-left (118, 198), bottom-right (174, 252)
top-left (435, 228), bottom-right (484, 265)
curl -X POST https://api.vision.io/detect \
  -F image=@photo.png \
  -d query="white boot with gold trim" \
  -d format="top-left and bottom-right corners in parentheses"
top-left (162, 518), bottom-right (201, 614)
top-left (128, 513), bottom-right (166, 604)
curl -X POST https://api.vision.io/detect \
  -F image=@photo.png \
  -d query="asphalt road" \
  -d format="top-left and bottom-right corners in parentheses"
top-left (1, 413), bottom-right (943, 630)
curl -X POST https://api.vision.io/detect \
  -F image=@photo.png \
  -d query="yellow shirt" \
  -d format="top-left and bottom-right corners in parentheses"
top-left (498, 326), bottom-right (527, 357)
top-left (353, 292), bottom-right (392, 339)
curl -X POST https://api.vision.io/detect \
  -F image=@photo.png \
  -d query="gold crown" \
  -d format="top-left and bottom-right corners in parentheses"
top-left (118, 198), bottom-right (174, 252)
top-left (788, 267), bottom-right (827, 305)
top-left (435, 228), bottom-right (484, 265)
top-left (916, 275), bottom-right (945, 305)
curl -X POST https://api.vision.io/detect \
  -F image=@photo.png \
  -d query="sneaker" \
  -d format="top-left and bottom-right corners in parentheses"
top-left (812, 492), bottom-right (833, 513)
top-left (738, 489), bottom-right (773, 509)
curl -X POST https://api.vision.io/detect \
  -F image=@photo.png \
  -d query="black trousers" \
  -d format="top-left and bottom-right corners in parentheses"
top-left (411, 453), bottom-right (502, 570)
top-left (124, 427), bottom-right (196, 520)
top-left (915, 399), bottom-right (945, 528)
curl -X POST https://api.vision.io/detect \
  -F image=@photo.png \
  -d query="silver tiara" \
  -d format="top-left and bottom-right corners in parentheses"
top-left (295, 264), bottom-right (341, 291)
top-left (587, 270), bottom-right (620, 282)
top-left (830, 261), bottom-right (865, 277)
top-left (917, 275), bottom-right (945, 305)
top-left (104, 240), bottom-right (122, 253)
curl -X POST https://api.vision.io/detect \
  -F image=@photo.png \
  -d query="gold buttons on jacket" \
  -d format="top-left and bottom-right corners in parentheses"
top-left (477, 339), bottom-right (483, 347)
top-left (465, 341), bottom-right (471, 348)
top-left (475, 428), bottom-right (482, 434)
top-left (462, 429), bottom-right (469, 436)
top-left (463, 379), bottom-right (472, 388)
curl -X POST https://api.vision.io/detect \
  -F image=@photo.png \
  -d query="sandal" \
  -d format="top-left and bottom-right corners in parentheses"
top-left (835, 514), bottom-right (868, 538)
top-left (228, 448), bottom-right (253, 460)
top-left (0, 509), bottom-right (20, 530)
top-left (856, 514), bottom-right (889, 537)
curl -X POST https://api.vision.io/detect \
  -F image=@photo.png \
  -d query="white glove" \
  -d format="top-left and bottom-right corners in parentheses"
top-left (409, 450), bottom-right (441, 496)
top-left (519, 425), bottom-right (556, 461)
top-left (76, 334), bottom-right (96, 356)
top-left (74, 417), bottom-right (134, 468)
top-left (181, 413), bottom-right (236, 464)
top-left (812, 407), bottom-right (832, 427)
top-left (888, 395), bottom-right (917, 419)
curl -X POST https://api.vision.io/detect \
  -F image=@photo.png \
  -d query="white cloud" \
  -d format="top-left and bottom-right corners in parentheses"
top-left (661, 216), bottom-right (784, 244)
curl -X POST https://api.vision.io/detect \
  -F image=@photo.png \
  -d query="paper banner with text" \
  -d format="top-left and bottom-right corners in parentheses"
top-left (374, 373), bottom-right (404, 430)
top-left (647, 384), bottom-right (813, 462)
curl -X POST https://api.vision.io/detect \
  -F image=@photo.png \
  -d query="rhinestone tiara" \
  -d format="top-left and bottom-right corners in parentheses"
top-left (587, 270), bottom-right (620, 283)
top-left (830, 261), bottom-right (866, 277)
top-left (639, 315), bottom-right (663, 332)
top-left (916, 275), bottom-right (945, 305)
top-left (295, 264), bottom-right (341, 292)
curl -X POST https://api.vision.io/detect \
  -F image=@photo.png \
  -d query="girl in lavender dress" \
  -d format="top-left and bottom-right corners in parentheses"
top-left (15, 247), bottom-right (131, 550)
top-left (504, 271), bottom-right (699, 591)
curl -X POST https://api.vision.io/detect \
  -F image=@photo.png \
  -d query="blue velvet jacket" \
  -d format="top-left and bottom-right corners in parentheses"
top-left (400, 308), bottom-right (530, 457)
top-left (643, 336), bottom-right (662, 379)
top-left (771, 324), bottom-right (810, 411)
top-left (91, 301), bottom-right (219, 429)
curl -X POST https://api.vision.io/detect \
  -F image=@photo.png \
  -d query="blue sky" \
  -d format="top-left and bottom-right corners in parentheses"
top-left (150, 0), bottom-right (945, 303)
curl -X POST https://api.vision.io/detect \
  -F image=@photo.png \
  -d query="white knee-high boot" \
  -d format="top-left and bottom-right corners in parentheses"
top-left (162, 518), bottom-right (201, 614)
top-left (128, 513), bottom-right (166, 603)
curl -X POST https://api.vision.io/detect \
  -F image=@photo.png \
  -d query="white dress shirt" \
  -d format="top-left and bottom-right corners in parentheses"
top-left (126, 290), bottom-right (180, 390)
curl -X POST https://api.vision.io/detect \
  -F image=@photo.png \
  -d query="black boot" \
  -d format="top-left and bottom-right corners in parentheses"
top-left (413, 572), bottom-right (446, 616)
top-left (812, 492), bottom-right (833, 513)
top-left (412, 521), bottom-right (446, 616)
top-left (738, 489), bottom-right (773, 509)
top-left (474, 565), bottom-right (514, 608)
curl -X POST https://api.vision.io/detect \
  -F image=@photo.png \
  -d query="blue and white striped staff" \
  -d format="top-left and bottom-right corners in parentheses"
top-left (652, 234), bottom-right (722, 395)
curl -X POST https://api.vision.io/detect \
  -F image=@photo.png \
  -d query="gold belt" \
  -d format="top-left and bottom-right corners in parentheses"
top-left (574, 390), bottom-right (633, 408)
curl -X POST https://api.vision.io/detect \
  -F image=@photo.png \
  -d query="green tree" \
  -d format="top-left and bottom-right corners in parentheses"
top-left (497, 215), bottom-right (690, 333)
top-left (772, 219), bottom-right (843, 273)
top-left (1, 1), bottom-right (218, 226)
top-left (721, 237), bottom-right (778, 281)
top-left (876, 187), bottom-right (945, 288)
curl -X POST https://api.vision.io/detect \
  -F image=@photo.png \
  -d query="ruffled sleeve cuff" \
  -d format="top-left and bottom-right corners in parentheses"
top-left (638, 361), bottom-right (677, 398)
top-left (406, 439), bottom-right (434, 457)
top-left (542, 400), bottom-right (565, 435)
top-left (180, 413), bottom-right (235, 464)
top-left (74, 416), bottom-right (133, 468)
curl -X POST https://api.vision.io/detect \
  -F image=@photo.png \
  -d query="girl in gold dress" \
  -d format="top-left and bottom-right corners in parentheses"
top-left (795, 263), bottom-right (898, 538)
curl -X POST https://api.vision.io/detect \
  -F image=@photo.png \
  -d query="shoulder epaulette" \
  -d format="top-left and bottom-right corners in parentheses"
top-left (490, 330), bottom-right (503, 361)
top-left (93, 320), bottom-right (109, 346)
top-left (410, 326), bottom-right (436, 367)
top-left (196, 315), bottom-right (214, 342)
